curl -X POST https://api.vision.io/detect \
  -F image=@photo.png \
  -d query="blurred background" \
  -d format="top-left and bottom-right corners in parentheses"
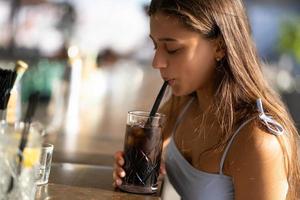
top-left (0, 0), bottom-right (299, 164)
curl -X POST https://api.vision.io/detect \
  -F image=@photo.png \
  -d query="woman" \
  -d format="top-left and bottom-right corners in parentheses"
top-left (113, 0), bottom-right (300, 199)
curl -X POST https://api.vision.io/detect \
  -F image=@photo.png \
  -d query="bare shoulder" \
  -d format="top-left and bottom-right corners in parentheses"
top-left (226, 119), bottom-right (284, 168)
top-left (225, 119), bottom-right (288, 199)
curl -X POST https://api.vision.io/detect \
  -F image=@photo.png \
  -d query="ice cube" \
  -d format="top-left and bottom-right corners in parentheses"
top-left (132, 126), bottom-right (145, 138)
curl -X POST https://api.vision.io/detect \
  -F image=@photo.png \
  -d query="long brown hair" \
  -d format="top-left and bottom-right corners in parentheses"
top-left (149, 0), bottom-right (300, 199)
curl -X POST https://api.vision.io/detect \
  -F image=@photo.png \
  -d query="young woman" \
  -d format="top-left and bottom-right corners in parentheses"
top-left (113, 0), bottom-right (300, 199)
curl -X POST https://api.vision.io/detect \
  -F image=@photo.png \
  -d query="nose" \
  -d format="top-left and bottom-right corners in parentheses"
top-left (152, 50), bottom-right (167, 69)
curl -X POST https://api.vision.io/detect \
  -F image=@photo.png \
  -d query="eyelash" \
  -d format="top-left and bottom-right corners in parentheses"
top-left (166, 49), bottom-right (179, 54)
top-left (153, 44), bottom-right (180, 55)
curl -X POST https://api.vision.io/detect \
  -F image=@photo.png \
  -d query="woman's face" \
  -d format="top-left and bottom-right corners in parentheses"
top-left (150, 12), bottom-right (220, 96)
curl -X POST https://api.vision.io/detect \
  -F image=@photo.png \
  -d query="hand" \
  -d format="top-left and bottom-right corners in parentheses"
top-left (158, 161), bottom-right (166, 181)
top-left (160, 162), bottom-right (166, 174)
top-left (112, 151), bottom-right (126, 188)
top-left (112, 151), bottom-right (167, 188)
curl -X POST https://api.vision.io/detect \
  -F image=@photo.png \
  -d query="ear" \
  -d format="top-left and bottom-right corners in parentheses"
top-left (214, 36), bottom-right (226, 61)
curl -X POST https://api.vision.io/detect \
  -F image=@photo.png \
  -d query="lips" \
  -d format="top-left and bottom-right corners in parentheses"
top-left (168, 79), bottom-right (175, 86)
top-left (163, 77), bottom-right (176, 86)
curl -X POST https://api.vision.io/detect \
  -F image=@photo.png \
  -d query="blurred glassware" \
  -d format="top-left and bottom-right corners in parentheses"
top-left (36, 143), bottom-right (53, 186)
top-left (0, 122), bottom-right (43, 200)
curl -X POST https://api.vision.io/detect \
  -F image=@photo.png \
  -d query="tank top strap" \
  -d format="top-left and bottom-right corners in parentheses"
top-left (171, 96), bottom-right (195, 136)
top-left (219, 116), bottom-right (257, 175)
top-left (219, 98), bottom-right (285, 175)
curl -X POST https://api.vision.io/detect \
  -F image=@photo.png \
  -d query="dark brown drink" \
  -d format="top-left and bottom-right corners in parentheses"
top-left (119, 111), bottom-right (165, 194)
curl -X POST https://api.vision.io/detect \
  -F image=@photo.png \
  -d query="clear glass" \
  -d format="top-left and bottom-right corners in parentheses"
top-left (36, 143), bottom-right (53, 185)
top-left (0, 122), bottom-right (42, 200)
top-left (119, 111), bottom-right (166, 194)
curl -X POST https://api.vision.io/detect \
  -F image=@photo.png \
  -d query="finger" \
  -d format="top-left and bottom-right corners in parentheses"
top-left (114, 151), bottom-right (125, 166)
top-left (113, 171), bottom-right (118, 180)
top-left (160, 164), bottom-right (166, 175)
top-left (114, 151), bottom-right (124, 160)
top-left (117, 167), bottom-right (126, 178)
top-left (118, 157), bottom-right (125, 166)
top-left (116, 178), bottom-right (122, 186)
top-left (113, 163), bottom-right (120, 169)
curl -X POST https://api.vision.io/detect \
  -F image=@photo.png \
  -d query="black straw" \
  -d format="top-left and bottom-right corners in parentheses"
top-left (18, 92), bottom-right (40, 154)
top-left (146, 81), bottom-right (168, 126)
top-left (7, 92), bottom-right (40, 193)
top-left (0, 69), bottom-right (17, 110)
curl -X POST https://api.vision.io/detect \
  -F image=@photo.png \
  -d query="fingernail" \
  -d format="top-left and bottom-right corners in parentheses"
top-left (116, 179), bottom-right (122, 185)
top-left (120, 171), bottom-right (125, 177)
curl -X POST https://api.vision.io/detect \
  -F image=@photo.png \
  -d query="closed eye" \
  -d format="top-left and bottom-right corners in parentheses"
top-left (167, 48), bottom-right (180, 55)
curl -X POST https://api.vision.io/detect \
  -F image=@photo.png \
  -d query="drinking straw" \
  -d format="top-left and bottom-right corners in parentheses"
top-left (7, 92), bottom-right (40, 193)
top-left (0, 69), bottom-right (17, 122)
top-left (0, 69), bottom-right (17, 111)
top-left (0, 60), bottom-right (27, 121)
top-left (146, 81), bottom-right (168, 126)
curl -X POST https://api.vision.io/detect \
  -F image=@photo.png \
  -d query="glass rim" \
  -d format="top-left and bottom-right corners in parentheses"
top-left (42, 143), bottom-right (54, 150)
top-left (128, 110), bottom-right (166, 119)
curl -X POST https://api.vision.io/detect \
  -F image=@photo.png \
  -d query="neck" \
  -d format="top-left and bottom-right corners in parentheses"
top-left (195, 85), bottom-right (214, 112)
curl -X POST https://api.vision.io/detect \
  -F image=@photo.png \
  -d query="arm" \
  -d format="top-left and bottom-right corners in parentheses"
top-left (227, 122), bottom-right (288, 200)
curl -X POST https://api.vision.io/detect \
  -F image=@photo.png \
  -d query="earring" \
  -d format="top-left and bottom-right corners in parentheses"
top-left (216, 57), bottom-right (221, 62)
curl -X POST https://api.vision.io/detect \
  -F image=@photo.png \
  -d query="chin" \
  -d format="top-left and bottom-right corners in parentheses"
top-left (171, 87), bottom-right (193, 97)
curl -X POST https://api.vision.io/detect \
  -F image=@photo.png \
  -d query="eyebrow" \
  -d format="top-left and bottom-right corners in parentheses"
top-left (149, 35), bottom-right (179, 42)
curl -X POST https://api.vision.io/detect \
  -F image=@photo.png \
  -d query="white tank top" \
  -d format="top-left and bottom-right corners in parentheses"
top-left (165, 97), bottom-right (285, 200)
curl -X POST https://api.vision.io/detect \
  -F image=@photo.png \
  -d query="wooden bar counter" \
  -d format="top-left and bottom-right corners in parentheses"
top-left (35, 163), bottom-right (163, 200)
